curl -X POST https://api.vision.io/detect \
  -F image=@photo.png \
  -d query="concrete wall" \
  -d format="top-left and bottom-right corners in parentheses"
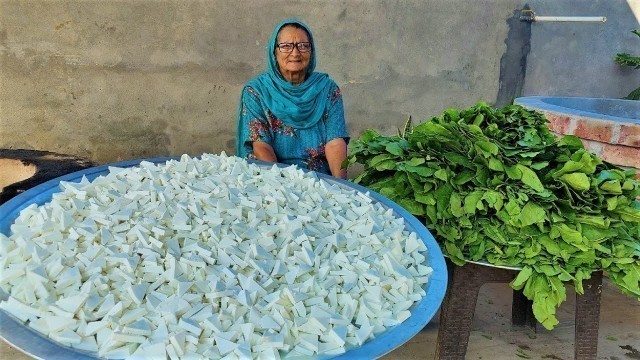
top-left (0, 0), bottom-right (638, 164)
top-left (523, 0), bottom-right (640, 97)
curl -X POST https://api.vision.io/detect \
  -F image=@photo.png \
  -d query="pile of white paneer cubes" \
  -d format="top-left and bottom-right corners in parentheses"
top-left (0, 153), bottom-right (433, 359)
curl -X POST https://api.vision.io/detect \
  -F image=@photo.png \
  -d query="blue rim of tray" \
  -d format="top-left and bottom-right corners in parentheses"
top-left (0, 156), bottom-right (448, 360)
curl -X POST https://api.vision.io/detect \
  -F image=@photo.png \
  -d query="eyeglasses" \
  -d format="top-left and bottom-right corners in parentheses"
top-left (276, 42), bottom-right (312, 53)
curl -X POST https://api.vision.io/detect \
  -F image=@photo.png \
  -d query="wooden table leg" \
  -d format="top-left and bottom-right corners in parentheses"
top-left (435, 262), bottom-right (603, 360)
top-left (435, 262), bottom-right (480, 359)
top-left (435, 262), bottom-right (515, 359)
top-left (512, 290), bottom-right (536, 331)
top-left (574, 271), bottom-right (603, 360)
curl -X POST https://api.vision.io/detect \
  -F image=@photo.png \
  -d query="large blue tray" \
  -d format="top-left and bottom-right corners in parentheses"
top-left (0, 157), bottom-right (447, 359)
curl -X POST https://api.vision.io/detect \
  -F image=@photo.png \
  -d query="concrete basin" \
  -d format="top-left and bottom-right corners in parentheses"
top-left (514, 96), bottom-right (640, 172)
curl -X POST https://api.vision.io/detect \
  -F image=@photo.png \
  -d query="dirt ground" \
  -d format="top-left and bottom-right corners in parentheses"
top-left (385, 278), bottom-right (639, 360)
top-left (1, 277), bottom-right (638, 359)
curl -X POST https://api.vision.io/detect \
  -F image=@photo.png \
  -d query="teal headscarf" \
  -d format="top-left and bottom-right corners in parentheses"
top-left (236, 19), bottom-right (334, 158)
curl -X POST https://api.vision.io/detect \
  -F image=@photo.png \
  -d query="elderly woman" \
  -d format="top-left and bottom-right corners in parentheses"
top-left (236, 19), bottom-right (348, 178)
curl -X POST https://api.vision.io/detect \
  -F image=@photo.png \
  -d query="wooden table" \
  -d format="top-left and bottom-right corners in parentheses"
top-left (434, 260), bottom-right (603, 360)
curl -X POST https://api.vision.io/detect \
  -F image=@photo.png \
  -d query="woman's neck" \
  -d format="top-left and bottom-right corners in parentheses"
top-left (283, 71), bottom-right (306, 85)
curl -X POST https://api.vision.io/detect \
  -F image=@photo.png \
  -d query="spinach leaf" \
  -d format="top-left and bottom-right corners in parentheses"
top-left (348, 102), bottom-right (640, 329)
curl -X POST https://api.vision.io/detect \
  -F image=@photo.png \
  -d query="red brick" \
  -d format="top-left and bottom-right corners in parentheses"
top-left (617, 124), bottom-right (640, 147)
top-left (545, 114), bottom-right (572, 135)
top-left (599, 143), bottom-right (640, 168)
top-left (580, 140), bottom-right (639, 178)
top-left (572, 118), bottom-right (614, 143)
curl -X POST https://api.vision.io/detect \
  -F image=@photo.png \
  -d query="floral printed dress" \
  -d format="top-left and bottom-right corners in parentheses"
top-left (238, 83), bottom-right (348, 175)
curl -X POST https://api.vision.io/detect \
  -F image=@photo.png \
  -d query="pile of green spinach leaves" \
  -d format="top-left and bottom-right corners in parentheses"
top-left (347, 102), bottom-right (640, 329)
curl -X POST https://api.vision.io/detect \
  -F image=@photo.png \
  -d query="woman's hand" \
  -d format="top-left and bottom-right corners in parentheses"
top-left (325, 138), bottom-right (347, 179)
top-left (252, 141), bottom-right (278, 162)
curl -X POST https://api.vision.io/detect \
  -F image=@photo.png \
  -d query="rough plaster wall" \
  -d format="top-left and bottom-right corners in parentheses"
top-left (0, 1), bottom-right (244, 163)
top-left (0, 0), bottom-right (636, 164)
top-left (0, 0), bottom-right (519, 163)
top-left (523, 0), bottom-right (640, 98)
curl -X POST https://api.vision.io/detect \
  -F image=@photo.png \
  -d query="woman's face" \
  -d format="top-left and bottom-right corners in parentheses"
top-left (275, 26), bottom-right (311, 80)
